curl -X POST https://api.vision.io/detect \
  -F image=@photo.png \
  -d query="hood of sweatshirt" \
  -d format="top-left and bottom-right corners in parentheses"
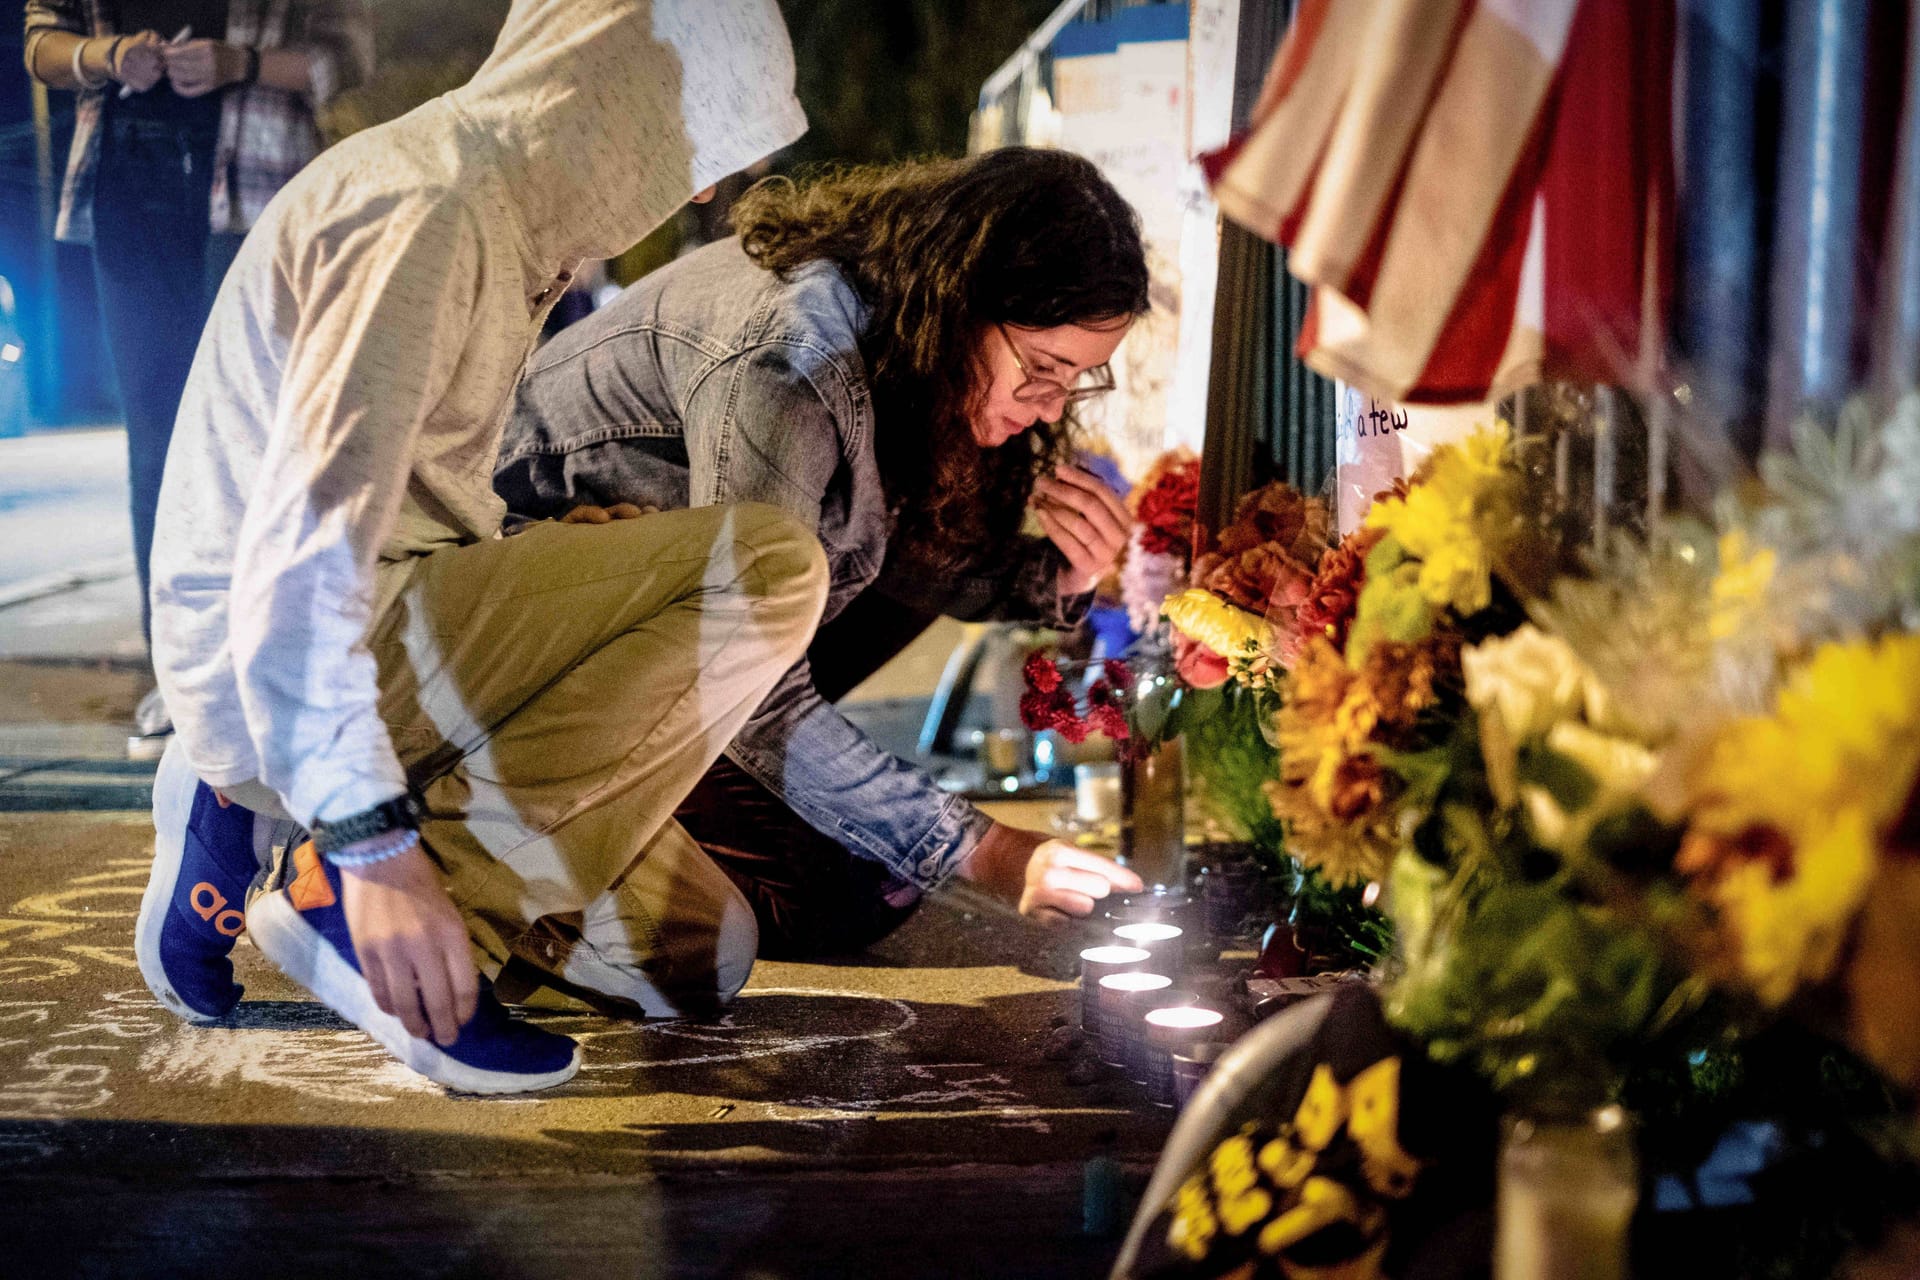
top-left (447, 0), bottom-right (808, 267)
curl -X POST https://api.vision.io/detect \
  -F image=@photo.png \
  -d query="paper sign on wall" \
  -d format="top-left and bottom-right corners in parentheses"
top-left (1334, 386), bottom-right (1498, 532)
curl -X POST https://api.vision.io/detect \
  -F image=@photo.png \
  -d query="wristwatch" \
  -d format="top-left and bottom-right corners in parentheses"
top-left (312, 794), bottom-right (419, 854)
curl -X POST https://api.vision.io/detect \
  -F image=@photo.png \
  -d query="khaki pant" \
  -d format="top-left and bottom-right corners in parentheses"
top-left (234, 504), bottom-right (827, 1016)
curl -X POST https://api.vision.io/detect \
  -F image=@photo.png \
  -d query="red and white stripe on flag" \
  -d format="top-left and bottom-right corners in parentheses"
top-left (1202, 0), bottom-right (1673, 406)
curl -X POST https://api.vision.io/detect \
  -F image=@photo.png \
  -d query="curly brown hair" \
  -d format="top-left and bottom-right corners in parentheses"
top-left (731, 147), bottom-right (1149, 572)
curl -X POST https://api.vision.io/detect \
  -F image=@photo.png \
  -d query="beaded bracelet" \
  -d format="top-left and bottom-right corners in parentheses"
top-left (325, 826), bottom-right (422, 869)
top-left (71, 37), bottom-right (111, 90)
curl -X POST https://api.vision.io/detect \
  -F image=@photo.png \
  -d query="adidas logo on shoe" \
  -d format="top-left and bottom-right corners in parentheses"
top-left (247, 841), bottom-right (580, 1095)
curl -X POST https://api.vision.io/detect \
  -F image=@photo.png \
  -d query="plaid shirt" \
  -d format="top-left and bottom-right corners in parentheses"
top-left (23, 0), bottom-right (373, 244)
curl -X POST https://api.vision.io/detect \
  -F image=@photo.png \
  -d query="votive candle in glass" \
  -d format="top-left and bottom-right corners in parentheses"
top-left (1141, 1005), bottom-right (1226, 1105)
top-left (1112, 921), bottom-right (1184, 975)
top-left (1095, 971), bottom-right (1172, 1067)
top-left (1078, 944), bottom-right (1150, 1035)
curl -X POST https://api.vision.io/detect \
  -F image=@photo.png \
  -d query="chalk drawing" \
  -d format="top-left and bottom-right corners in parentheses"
top-left (12, 858), bottom-right (149, 919)
top-left (139, 1021), bottom-right (440, 1105)
top-left (573, 987), bottom-right (919, 1073)
top-left (0, 858), bottom-right (146, 981)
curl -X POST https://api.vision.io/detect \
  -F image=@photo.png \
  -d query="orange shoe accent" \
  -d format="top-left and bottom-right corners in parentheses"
top-left (191, 882), bottom-right (246, 937)
top-left (287, 840), bottom-right (337, 911)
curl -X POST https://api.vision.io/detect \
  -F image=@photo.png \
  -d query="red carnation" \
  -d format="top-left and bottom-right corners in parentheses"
top-left (1133, 456), bottom-right (1201, 557)
top-left (1023, 651), bottom-right (1062, 694)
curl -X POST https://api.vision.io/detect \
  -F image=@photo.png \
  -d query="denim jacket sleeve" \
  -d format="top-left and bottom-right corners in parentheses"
top-left (726, 658), bottom-right (994, 889)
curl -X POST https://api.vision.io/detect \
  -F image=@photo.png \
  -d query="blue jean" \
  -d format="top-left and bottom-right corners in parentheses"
top-left (89, 110), bottom-right (243, 652)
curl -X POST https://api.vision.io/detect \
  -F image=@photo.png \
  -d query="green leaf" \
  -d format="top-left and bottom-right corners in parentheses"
top-left (1517, 741), bottom-right (1600, 812)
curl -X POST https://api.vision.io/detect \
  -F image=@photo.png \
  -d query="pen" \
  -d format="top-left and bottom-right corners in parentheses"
top-left (118, 25), bottom-right (192, 99)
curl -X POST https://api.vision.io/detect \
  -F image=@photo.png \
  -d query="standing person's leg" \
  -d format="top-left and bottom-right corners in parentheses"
top-left (89, 116), bottom-right (217, 653)
top-left (204, 231), bottom-right (247, 305)
top-left (369, 504), bottom-right (827, 1014)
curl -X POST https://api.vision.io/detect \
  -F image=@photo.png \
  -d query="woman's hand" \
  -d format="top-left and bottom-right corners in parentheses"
top-left (959, 821), bottom-right (1143, 924)
top-left (339, 844), bottom-right (479, 1047)
top-left (161, 39), bottom-right (249, 97)
top-left (1033, 464), bottom-right (1131, 596)
top-left (112, 31), bottom-right (167, 93)
top-left (560, 502), bottom-right (656, 524)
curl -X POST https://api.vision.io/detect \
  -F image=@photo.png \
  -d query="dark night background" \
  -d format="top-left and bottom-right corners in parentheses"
top-left (0, 0), bottom-right (1062, 428)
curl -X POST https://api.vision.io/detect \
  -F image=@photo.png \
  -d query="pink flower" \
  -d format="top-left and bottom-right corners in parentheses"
top-left (1174, 633), bottom-right (1231, 689)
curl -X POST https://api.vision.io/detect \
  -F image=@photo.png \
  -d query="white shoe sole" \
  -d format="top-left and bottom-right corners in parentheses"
top-left (136, 739), bottom-right (223, 1025)
top-left (128, 734), bottom-right (171, 762)
top-left (247, 891), bottom-right (581, 1095)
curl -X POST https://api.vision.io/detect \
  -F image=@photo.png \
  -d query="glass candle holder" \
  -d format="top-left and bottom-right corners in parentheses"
top-left (1495, 1104), bottom-right (1638, 1280)
top-left (1124, 987), bottom-right (1197, 1084)
top-left (1073, 761), bottom-right (1122, 824)
top-left (1078, 944), bottom-right (1150, 1036)
top-left (1198, 851), bottom-right (1261, 940)
top-left (1095, 971), bottom-right (1172, 1067)
top-left (1142, 1005), bottom-right (1226, 1106)
top-left (1171, 1040), bottom-right (1226, 1109)
top-left (1112, 921), bottom-right (1183, 976)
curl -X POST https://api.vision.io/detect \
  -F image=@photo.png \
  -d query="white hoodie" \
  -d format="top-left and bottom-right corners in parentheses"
top-left (150, 0), bottom-right (808, 828)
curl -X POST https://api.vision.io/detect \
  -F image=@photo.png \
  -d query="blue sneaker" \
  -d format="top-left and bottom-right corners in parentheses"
top-left (246, 841), bottom-right (581, 1094)
top-left (136, 740), bottom-right (265, 1023)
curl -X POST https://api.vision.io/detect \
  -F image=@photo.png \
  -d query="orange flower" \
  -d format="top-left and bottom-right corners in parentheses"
top-left (1288, 527), bottom-right (1385, 662)
top-left (1191, 482), bottom-right (1334, 617)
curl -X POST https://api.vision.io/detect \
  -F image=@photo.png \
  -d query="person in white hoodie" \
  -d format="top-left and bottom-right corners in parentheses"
top-left (135, 0), bottom-right (820, 1094)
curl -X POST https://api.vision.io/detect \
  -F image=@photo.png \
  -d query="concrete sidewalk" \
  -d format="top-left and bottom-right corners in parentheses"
top-left (0, 807), bottom-right (1166, 1278)
top-left (0, 430), bottom-right (1163, 1276)
top-left (0, 428), bottom-right (145, 668)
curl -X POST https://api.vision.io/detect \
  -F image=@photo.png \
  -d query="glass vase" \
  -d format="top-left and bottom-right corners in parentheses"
top-left (1118, 660), bottom-right (1186, 893)
top-left (1495, 1104), bottom-right (1638, 1280)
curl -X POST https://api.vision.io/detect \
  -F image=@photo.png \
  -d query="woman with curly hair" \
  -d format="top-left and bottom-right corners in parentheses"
top-left (496, 146), bottom-right (1149, 967)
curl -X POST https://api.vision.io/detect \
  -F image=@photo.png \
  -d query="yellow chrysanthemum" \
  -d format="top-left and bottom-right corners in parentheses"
top-left (1688, 632), bottom-right (1920, 1002)
top-left (1693, 632), bottom-right (1920, 841)
top-left (1709, 811), bottom-right (1878, 1004)
top-left (1363, 424), bottom-right (1511, 615)
top-left (1163, 589), bottom-right (1272, 660)
top-left (1709, 529), bottom-right (1777, 641)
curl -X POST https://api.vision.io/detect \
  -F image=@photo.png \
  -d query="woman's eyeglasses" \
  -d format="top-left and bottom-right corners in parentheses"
top-left (999, 323), bottom-right (1116, 406)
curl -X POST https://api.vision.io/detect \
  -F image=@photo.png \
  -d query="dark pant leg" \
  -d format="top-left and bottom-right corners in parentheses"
top-left (204, 231), bottom-right (247, 303)
top-left (676, 756), bottom-right (925, 961)
top-left (676, 591), bottom-right (942, 959)
top-left (90, 116), bottom-right (218, 652)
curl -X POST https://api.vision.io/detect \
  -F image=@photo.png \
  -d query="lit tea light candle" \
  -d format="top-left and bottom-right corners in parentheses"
top-left (1141, 1005), bottom-right (1225, 1106)
top-left (1095, 971), bottom-right (1172, 1067)
top-left (1112, 921), bottom-right (1183, 975)
top-left (1078, 944), bottom-right (1150, 1036)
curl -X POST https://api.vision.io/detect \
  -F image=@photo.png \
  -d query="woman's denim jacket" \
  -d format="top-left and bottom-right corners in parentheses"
top-left (495, 238), bottom-right (1086, 888)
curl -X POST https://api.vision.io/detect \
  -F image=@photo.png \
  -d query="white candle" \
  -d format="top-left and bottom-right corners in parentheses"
top-left (1113, 921), bottom-right (1184, 974)
top-left (1095, 971), bottom-right (1172, 1066)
